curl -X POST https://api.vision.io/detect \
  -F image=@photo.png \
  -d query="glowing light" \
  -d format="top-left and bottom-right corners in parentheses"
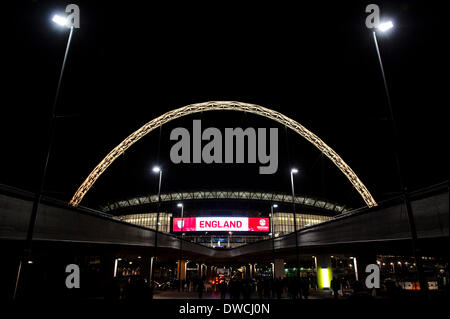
top-left (70, 102), bottom-right (377, 208)
top-left (377, 21), bottom-right (394, 32)
top-left (177, 203), bottom-right (183, 208)
top-left (113, 259), bottom-right (118, 277)
top-left (152, 166), bottom-right (161, 173)
top-left (321, 268), bottom-right (330, 288)
top-left (291, 168), bottom-right (298, 174)
top-left (52, 14), bottom-right (68, 26)
top-left (272, 204), bottom-right (278, 208)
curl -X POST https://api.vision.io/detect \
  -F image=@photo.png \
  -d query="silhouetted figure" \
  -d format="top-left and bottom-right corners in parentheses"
top-left (275, 278), bottom-right (283, 299)
top-left (301, 277), bottom-right (309, 299)
top-left (220, 281), bottom-right (228, 299)
top-left (331, 277), bottom-right (340, 299)
top-left (288, 278), bottom-right (298, 299)
top-left (230, 279), bottom-right (241, 299)
top-left (257, 279), bottom-right (263, 299)
top-left (263, 278), bottom-right (271, 299)
top-left (197, 276), bottom-right (205, 299)
top-left (242, 279), bottom-right (252, 299)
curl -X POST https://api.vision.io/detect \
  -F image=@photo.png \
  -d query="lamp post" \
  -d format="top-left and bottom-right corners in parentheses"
top-left (271, 204), bottom-right (278, 278)
top-left (13, 14), bottom-right (75, 300)
top-left (150, 166), bottom-right (162, 293)
top-left (290, 168), bottom-right (301, 279)
top-left (372, 21), bottom-right (428, 297)
top-left (177, 203), bottom-right (184, 292)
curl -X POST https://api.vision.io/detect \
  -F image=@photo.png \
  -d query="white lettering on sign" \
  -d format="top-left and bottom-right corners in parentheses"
top-left (197, 217), bottom-right (249, 231)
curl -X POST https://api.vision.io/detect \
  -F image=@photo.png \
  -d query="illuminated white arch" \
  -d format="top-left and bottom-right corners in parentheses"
top-left (70, 101), bottom-right (377, 207)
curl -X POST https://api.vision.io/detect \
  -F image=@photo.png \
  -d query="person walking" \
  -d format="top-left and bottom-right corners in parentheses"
top-left (197, 276), bottom-right (205, 299)
top-left (331, 277), bottom-right (340, 299)
top-left (220, 280), bottom-right (228, 299)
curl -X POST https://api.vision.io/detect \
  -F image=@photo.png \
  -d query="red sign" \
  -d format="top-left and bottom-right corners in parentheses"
top-left (172, 217), bottom-right (270, 232)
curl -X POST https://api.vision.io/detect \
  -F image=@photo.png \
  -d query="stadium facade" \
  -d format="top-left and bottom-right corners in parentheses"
top-left (101, 190), bottom-right (348, 248)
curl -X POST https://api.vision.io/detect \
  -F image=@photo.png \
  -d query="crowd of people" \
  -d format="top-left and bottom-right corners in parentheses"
top-left (174, 275), bottom-right (318, 299)
top-left (220, 276), bottom-right (314, 299)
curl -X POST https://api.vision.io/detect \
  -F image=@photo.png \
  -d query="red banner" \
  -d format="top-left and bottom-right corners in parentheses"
top-left (172, 217), bottom-right (270, 232)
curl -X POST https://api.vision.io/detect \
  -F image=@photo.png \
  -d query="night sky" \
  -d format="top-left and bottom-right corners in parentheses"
top-left (3, 0), bottom-right (446, 210)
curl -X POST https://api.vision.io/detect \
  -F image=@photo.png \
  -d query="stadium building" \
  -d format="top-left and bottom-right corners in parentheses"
top-left (101, 190), bottom-right (348, 248)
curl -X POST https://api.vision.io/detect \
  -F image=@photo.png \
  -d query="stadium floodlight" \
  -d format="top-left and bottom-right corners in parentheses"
top-left (377, 21), bottom-right (393, 32)
top-left (52, 14), bottom-right (68, 27)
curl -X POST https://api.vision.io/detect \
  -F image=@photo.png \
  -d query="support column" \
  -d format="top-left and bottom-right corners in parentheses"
top-left (316, 255), bottom-right (332, 289)
top-left (274, 259), bottom-right (285, 279)
top-left (177, 260), bottom-right (187, 280)
top-left (141, 257), bottom-right (152, 284)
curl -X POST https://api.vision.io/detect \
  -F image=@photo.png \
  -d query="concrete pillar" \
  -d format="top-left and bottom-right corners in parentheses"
top-left (316, 255), bottom-right (332, 289)
top-left (274, 259), bottom-right (285, 279)
top-left (177, 260), bottom-right (187, 280)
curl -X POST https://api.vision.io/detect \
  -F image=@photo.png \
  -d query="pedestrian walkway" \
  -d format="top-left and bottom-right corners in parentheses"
top-left (153, 289), bottom-right (333, 299)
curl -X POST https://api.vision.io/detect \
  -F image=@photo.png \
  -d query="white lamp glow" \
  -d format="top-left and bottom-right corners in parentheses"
top-left (52, 14), bottom-right (68, 27)
top-left (377, 21), bottom-right (394, 32)
top-left (152, 166), bottom-right (161, 173)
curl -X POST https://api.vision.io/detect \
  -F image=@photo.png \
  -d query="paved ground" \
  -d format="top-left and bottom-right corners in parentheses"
top-left (153, 289), bottom-right (335, 299)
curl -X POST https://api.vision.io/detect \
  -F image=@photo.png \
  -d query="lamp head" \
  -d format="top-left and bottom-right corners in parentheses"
top-left (52, 14), bottom-right (68, 27)
top-left (152, 166), bottom-right (161, 173)
top-left (377, 21), bottom-right (394, 32)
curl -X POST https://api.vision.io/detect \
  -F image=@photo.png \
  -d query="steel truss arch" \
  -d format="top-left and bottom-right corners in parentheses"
top-left (70, 101), bottom-right (377, 207)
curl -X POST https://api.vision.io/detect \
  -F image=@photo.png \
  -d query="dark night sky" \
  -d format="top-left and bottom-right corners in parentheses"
top-left (2, 0), bottom-right (447, 210)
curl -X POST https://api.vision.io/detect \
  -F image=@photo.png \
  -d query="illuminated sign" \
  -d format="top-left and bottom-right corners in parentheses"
top-left (172, 217), bottom-right (270, 232)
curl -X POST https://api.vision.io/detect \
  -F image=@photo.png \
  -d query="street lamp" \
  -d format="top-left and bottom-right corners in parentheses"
top-left (290, 168), bottom-right (301, 280)
top-left (271, 204), bottom-right (278, 278)
top-left (270, 204), bottom-right (278, 237)
top-left (13, 13), bottom-right (76, 300)
top-left (150, 166), bottom-right (162, 294)
top-left (371, 20), bottom-right (428, 297)
top-left (177, 203), bottom-right (184, 292)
